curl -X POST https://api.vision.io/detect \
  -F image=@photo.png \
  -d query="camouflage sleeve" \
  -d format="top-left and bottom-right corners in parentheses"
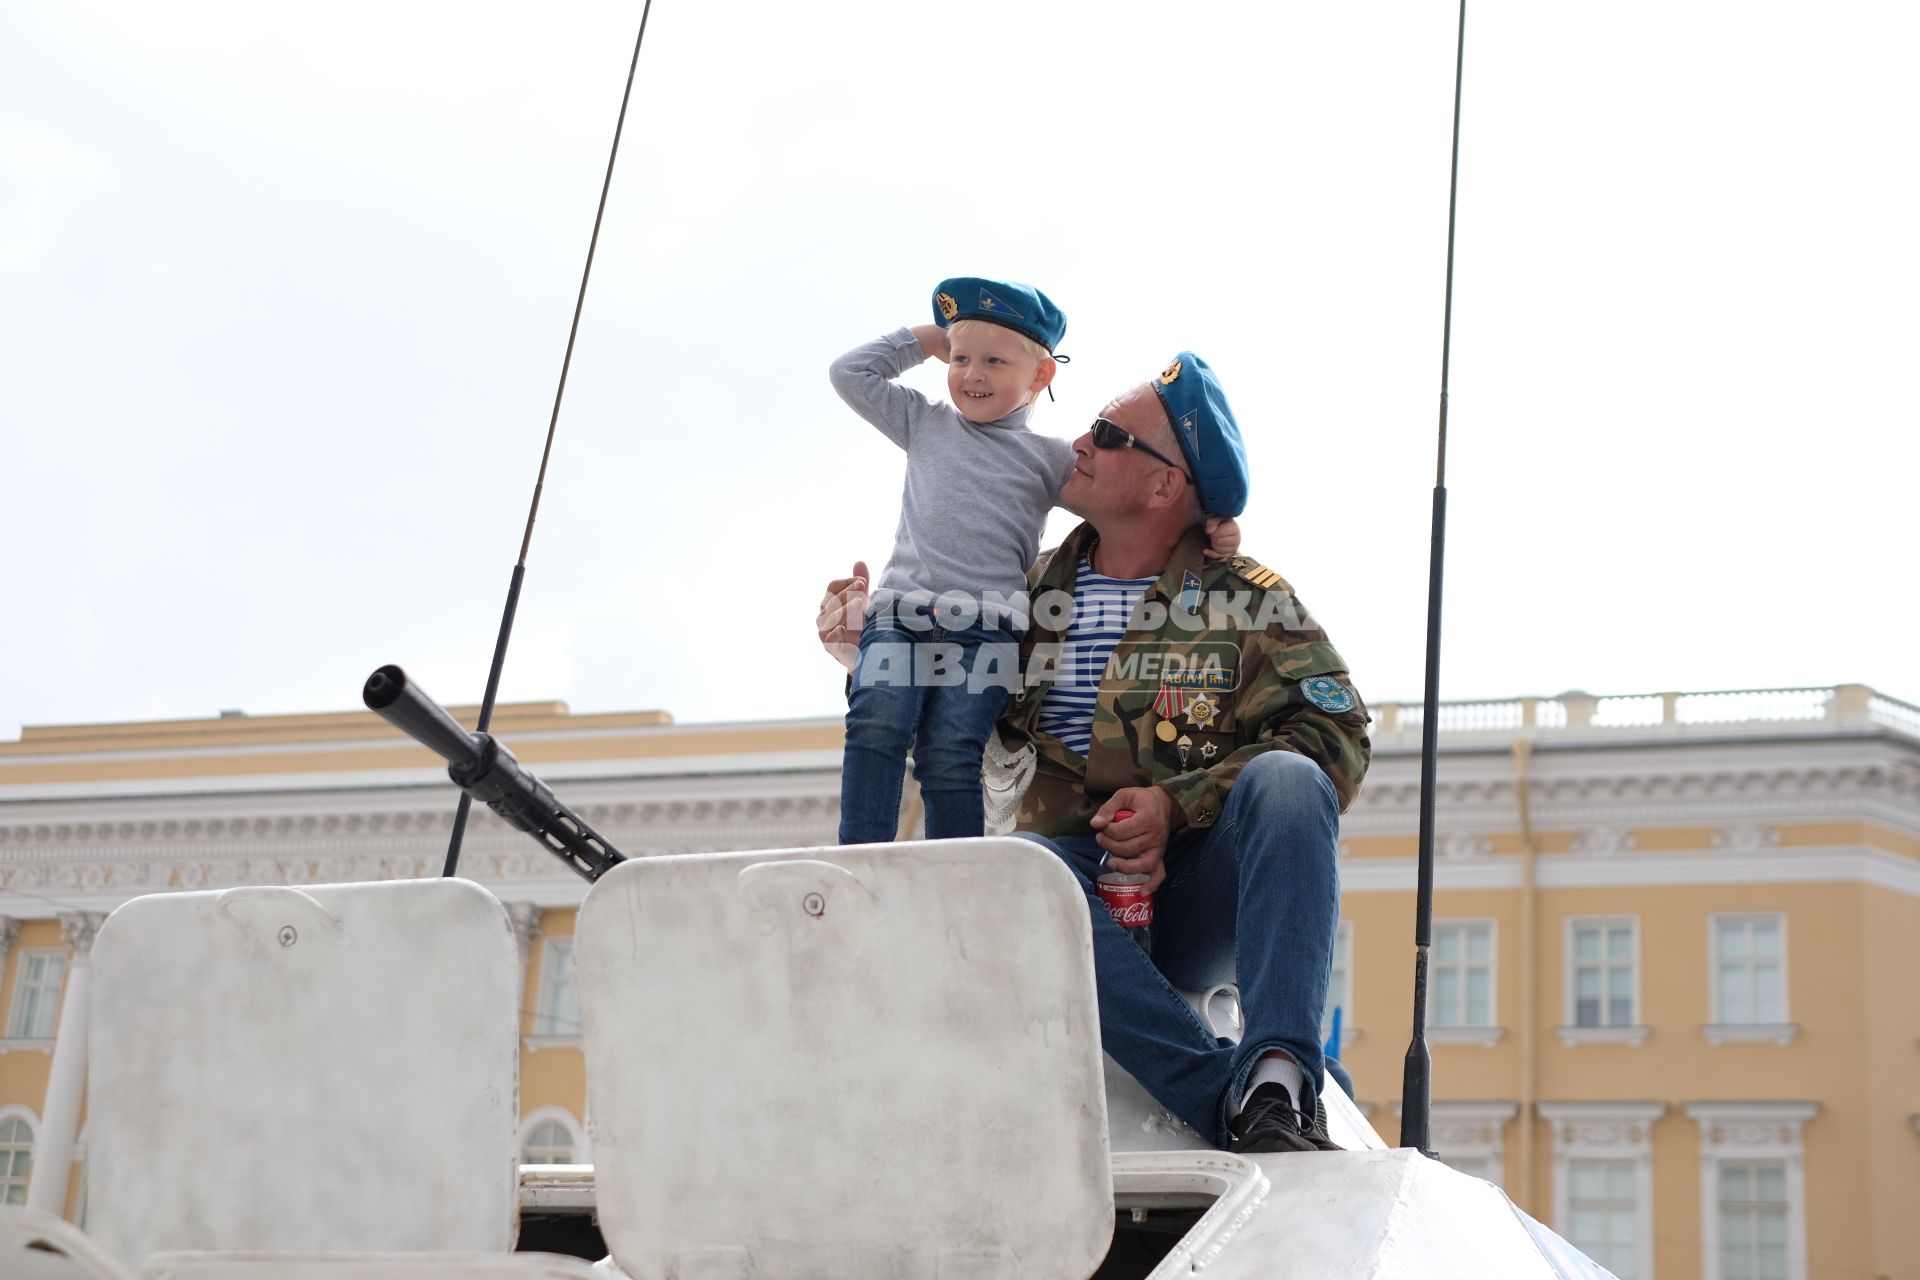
top-left (1158, 641), bottom-right (1373, 824)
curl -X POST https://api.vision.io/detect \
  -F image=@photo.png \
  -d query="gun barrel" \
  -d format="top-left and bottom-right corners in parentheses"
top-left (362, 664), bottom-right (483, 770)
top-left (362, 663), bottom-right (627, 883)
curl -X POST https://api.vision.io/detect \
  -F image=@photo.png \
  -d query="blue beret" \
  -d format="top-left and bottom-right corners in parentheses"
top-left (1151, 353), bottom-right (1248, 517)
top-left (931, 277), bottom-right (1066, 353)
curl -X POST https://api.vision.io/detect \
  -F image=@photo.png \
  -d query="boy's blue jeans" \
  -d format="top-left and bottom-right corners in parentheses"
top-left (1013, 751), bottom-right (1341, 1148)
top-left (839, 616), bottom-right (1018, 844)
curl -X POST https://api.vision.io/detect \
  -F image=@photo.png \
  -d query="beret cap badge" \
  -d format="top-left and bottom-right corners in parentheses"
top-left (935, 292), bottom-right (959, 322)
top-left (1160, 359), bottom-right (1183, 385)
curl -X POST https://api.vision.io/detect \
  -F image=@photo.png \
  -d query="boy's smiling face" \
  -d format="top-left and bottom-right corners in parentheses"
top-left (947, 321), bottom-right (1051, 423)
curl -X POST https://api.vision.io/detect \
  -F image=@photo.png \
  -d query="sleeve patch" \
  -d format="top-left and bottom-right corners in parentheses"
top-left (1301, 676), bottom-right (1358, 714)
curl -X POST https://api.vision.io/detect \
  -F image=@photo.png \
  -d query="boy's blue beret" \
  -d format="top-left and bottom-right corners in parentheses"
top-left (931, 277), bottom-right (1067, 353)
top-left (1151, 352), bottom-right (1249, 518)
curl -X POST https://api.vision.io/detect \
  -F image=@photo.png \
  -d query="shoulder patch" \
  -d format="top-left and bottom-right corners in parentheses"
top-left (1301, 676), bottom-right (1357, 714)
top-left (1230, 556), bottom-right (1283, 590)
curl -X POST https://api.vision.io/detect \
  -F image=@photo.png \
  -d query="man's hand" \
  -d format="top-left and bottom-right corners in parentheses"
top-left (1091, 785), bottom-right (1187, 892)
top-left (817, 560), bottom-right (870, 673)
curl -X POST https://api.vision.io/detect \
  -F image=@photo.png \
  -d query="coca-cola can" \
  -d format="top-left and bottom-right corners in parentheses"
top-left (1096, 871), bottom-right (1154, 954)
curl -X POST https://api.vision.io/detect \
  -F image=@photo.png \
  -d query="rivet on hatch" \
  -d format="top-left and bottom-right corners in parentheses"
top-left (278, 925), bottom-right (297, 947)
top-left (802, 892), bottom-right (826, 917)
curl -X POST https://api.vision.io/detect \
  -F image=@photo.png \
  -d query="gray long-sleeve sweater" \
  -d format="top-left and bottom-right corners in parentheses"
top-left (830, 328), bottom-right (1075, 619)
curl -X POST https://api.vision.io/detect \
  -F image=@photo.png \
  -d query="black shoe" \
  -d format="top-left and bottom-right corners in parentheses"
top-left (1228, 1083), bottom-right (1333, 1155)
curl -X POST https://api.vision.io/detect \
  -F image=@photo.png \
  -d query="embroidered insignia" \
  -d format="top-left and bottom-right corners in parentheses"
top-left (1187, 696), bottom-right (1218, 730)
top-left (1301, 676), bottom-right (1357, 714)
top-left (1160, 358), bottom-right (1182, 385)
top-left (1200, 741), bottom-right (1220, 762)
top-left (1180, 409), bottom-right (1200, 457)
top-left (935, 292), bottom-right (959, 321)
top-left (1177, 569), bottom-right (1202, 614)
top-left (978, 286), bottom-right (1025, 319)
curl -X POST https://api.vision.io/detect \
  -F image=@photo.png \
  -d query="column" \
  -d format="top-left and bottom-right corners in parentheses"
top-left (0, 917), bottom-right (18, 981)
top-left (26, 912), bottom-right (104, 1215)
top-left (506, 901), bottom-right (541, 982)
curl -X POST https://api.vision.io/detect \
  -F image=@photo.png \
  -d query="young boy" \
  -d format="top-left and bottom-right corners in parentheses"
top-left (829, 276), bottom-right (1235, 844)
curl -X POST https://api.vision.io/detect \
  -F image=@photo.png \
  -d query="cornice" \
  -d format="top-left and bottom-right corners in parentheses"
top-left (1344, 743), bottom-right (1920, 841)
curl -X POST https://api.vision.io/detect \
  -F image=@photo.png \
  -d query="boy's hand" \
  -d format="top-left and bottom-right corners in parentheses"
top-left (817, 561), bottom-right (870, 672)
top-left (910, 324), bottom-right (951, 364)
top-left (1203, 515), bottom-right (1242, 560)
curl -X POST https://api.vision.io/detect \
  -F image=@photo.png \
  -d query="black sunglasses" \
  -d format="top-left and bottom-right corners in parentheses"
top-left (1091, 418), bottom-right (1191, 480)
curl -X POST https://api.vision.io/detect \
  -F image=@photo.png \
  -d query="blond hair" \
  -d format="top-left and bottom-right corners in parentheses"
top-left (948, 318), bottom-right (1056, 406)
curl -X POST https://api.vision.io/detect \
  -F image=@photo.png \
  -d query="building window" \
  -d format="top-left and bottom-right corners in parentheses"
top-left (1570, 919), bottom-right (1636, 1028)
top-left (1686, 1101), bottom-right (1816, 1280)
top-left (518, 1107), bottom-right (588, 1166)
top-left (1398, 1101), bottom-right (1516, 1188)
top-left (1568, 1159), bottom-right (1639, 1277)
top-left (6, 950), bottom-right (66, 1039)
top-left (0, 1114), bottom-right (32, 1205)
top-left (1712, 914), bottom-right (1786, 1025)
top-left (1429, 921), bottom-right (1495, 1028)
top-left (533, 938), bottom-right (579, 1037)
top-left (1440, 1154), bottom-right (1497, 1183)
top-left (1541, 1101), bottom-right (1664, 1280)
top-left (1322, 921), bottom-right (1353, 1043)
top-left (1717, 1162), bottom-right (1790, 1280)
top-left (523, 1119), bottom-right (577, 1164)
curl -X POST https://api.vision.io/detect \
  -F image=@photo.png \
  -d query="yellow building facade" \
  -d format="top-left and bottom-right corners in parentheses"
top-left (1, 684), bottom-right (1915, 1279)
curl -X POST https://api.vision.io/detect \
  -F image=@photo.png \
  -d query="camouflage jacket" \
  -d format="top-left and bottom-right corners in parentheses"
top-left (999, 522), bottom-right (1371, 836)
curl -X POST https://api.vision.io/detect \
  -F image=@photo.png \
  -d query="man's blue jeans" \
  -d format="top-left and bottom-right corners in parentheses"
top-left (1014, 751), bottom-right (1341, 1148)
top-left (840, 617), bottom-right (1018, 844)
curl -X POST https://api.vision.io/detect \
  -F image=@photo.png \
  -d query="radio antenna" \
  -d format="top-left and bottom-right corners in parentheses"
top-left (442, 1), bottom-right (658, 878)
top-left (1399, 0), bottom-right (1468, 1158)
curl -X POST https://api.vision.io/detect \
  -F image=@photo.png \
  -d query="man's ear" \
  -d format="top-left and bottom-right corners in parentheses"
top-left (1029, 357), bottom-right (1059, 397)
top-left (1146, 465), bottom-right (1187, 510)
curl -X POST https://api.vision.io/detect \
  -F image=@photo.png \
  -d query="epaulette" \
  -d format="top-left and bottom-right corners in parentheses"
top-left (1227, 555), bottom-right (1284, 590)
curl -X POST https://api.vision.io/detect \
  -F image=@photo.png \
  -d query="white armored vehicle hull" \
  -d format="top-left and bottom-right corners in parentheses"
top-left (1, 839), bottom-right (1608, 1278)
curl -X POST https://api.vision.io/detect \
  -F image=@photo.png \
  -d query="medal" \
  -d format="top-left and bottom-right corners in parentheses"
top-left (1153, 682), bottom-right (1189, 746)
top-left (1200, 741), bottom-right (1220, 762)
top-left (1177, 734), bottom-right (1192, 769)
top-left (1187, 696), bottom-right (1218, 730)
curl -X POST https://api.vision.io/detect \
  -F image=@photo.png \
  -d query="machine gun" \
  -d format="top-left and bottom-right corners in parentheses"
top-left (362, 664), bottom-right (627, 883)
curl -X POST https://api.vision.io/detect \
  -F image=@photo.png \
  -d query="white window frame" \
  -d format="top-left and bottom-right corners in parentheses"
top-left (1427, 918), bottom-right (1502, 1045)
top-left (1322, 920), bottom-right (1357, 1049)
top-left (1391, 1101), bottom-right (1516, 1188)
top-left (5, 948), bottom-right (67, 1041)
top-left (0, 1105), bottom-right (37, 1206)
top-left (518, 1106), bottom-right (589, 1166)
top-left (526, 936), bottom-right (581, 1049)
top-left (1540, 1101), bottom-right (1665, 1280)
top-left (1559, 916), bottom-right (1649, 1047)
top-left (1685, 1101), bottom-right (1817, 1280)
top-left (1704, 913), bottom-right (1797, 1045)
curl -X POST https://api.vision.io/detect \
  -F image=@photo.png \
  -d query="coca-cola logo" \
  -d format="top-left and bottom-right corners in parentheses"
top-left (1107, 901), bottom-right (1153, 926)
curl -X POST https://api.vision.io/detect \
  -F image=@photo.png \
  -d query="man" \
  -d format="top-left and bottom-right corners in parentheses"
top-left (818, 353), bottom-right (1370, 1154)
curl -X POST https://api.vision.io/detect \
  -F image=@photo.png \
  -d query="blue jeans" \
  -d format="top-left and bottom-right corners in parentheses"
top-left (1015, 751), bottom-right (1341, 1147)
top-left (839, 617), bottom-right (1018, 844)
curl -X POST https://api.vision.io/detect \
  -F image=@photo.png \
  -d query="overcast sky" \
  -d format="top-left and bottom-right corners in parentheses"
top-left (2, 0), bottom-right (1915, 743)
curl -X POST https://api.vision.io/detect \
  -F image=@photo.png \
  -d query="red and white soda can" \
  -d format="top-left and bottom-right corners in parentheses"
top-left (1096, 808), bottom-right (1153, 951)
top-left (1095, 873), bottom-right (1154, 930)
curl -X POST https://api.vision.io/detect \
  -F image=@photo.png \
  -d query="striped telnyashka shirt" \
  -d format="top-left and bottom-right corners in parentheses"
top-left (1033, 559), bottom-right (1159, 757)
